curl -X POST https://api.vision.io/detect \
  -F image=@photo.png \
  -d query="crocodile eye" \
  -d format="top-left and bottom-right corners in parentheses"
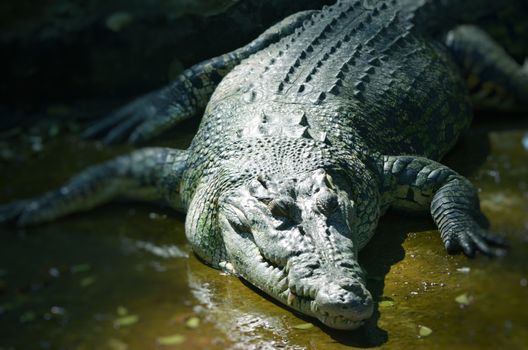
top-left (268, 196), bottom-right (295, 218)
top-left (315, 189), bottom-right (339, 214)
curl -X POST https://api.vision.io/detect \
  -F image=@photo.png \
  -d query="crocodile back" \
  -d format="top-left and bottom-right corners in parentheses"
top-left (193, 0), bottom-right (471, 163)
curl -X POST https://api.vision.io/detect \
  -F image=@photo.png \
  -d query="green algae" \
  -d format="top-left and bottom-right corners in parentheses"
top-left (418, 325), bottom-right (433, 337)
top-left (185, 316), bottom-right (200, 329)
top-left (378, 296), bottom-right (395, 308)
top-left (71, 263), bottom-right (92, 274)
top-left (157, 334), bottom-right (186, 346)
top-left (114, 314), bottom-right (139, 328)
top-left (455, 293), bottom-right (472, 306)
top-left (79, 276), bottom-right (97, 288)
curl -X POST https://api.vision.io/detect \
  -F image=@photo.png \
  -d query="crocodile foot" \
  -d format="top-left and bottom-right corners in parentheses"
top-left (82, 88), bottom-right (170, 144)
top-left (440, 213), bottom-right (509, 257)
top-left (0, 200), bottom-right (30, 227)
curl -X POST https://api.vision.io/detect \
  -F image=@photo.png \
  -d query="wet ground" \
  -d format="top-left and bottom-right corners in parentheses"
top-left (0, 113), bottom-right (527, 350)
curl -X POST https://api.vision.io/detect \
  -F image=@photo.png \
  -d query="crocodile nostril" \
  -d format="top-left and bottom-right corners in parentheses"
top-left (340, 281), bottom-right (366, 294)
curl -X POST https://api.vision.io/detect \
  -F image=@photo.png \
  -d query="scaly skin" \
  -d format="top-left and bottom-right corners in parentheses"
top-left (1, 0), bottom-right (526, 330)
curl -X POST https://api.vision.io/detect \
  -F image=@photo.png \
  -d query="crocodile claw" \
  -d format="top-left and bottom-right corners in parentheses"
top-left (82, 88), bottom-right (167, 144)
top-left (0, 200), bottom-right (29, 226)
top-left (442, 218), bottom-right (508, 258)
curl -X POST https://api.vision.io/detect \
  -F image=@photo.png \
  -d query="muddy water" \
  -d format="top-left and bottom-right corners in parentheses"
top-left (0, 118), bottom-right (527, 350)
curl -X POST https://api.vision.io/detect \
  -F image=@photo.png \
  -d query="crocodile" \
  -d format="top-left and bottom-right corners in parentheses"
top-left (1, 0), bottom-right (527, 330)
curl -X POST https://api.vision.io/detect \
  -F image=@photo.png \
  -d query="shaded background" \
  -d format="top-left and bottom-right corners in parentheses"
top-left (0, 1), bottom-right (527, 349)
top-left (0, 0), bottom-right (336, 130)
top-left (1, 0), bottom-right (527, 129)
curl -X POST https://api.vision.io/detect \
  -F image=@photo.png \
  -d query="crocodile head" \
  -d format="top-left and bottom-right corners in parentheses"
top-left (218, 168), bottom-right (373, 330)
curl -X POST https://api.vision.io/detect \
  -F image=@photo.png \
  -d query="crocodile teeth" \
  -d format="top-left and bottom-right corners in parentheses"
top-left (287, 291), bottom-right (297, 306)
top-left (311, 302), bottom-right (320, 313)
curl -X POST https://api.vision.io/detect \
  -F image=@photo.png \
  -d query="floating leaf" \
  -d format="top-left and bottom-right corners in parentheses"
top-left (80, 276), bottom-right (97, 288)
top-left (378, 296), bottom-right (395, 307)
top-left (456, 267), bottom-right (471, 273)
top-left (48, 267), bottom-right (61, 278)
top-left (293, 323), bottom-right (314, 330)
top-left (455, 293), bottom-right (471, 306)
top-left (50, 306), bottom-right (65, 316)
top-left (106, 12), bottom-right (134, 32)
top-left (379, 300), bottom-right (394, 308)
top-left (185, 316), bottom-right (200, 329)
top-left (106, 338), bottom-right (128, 350)
top-left (157, 334), bottom-right (186, 346)
top-left (117, 306), bottom-right (128, 316)
top-left (71, 264), bottom-right (92, 274)
top-left (48, 124), bottom-right (60, 138)
top-left (418, 325), bottom-right (433, 337)
top-left (114, 315), bottom-right (139, 327)
top-left (19, 311), bottom-right (36, 323)
top-left (0, 303), bottom-right (11, 314)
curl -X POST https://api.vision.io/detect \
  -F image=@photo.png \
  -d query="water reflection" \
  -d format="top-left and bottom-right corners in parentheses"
top-left (188, 261), bottom-right (300, 350)
top-left (124, 238), bottom-right (189, 259)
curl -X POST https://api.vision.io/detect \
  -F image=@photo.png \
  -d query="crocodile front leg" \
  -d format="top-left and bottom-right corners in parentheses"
top-left (381, 155), bottom-right (508, 257)
top-left (0, 148), bottom-right (188, 226)
top-left (83, 10), bottom-right (318, 144)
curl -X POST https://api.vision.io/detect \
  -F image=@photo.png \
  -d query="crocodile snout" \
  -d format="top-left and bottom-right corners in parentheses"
top-left (315, 279), bottom-right (373, 329)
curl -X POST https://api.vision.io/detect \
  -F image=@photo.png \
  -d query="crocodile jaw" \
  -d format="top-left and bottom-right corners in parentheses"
top-left (218, 169), bottom-right (373, 330)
